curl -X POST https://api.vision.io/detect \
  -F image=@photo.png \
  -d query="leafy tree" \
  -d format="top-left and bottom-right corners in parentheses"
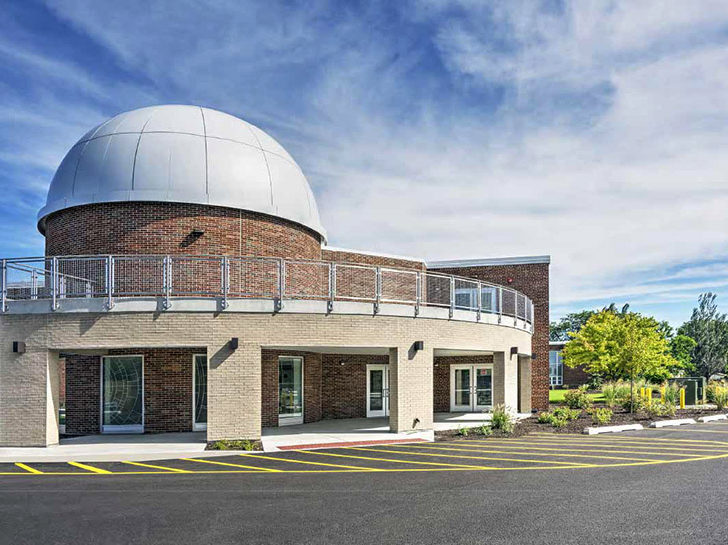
top-left (562, 310), bottom-right (680, 410)
top-left (678, 293), bottom-right (728, 378)
top-left (550, 310), bottom-right (596, 341)
top-left (668, 334), bottom-right (697, 375)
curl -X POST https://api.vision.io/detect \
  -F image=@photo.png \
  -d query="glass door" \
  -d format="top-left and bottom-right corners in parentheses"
top-left (193, 354), bottom-right (207, 431)
top-left (102, 355), bottom-right (144, 433)
top-left (450, 364), bottom-right (493, 412)
top-left (279, 356), bottom-right (303, 425)
top-left (366, 364), bottom-right (389, 417)
top-left (451, 366), bottom-right (472, 411)
top-left (474, 366), bottom-right (493, 411)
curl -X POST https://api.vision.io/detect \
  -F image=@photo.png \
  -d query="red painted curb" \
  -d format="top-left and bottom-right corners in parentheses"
top-left (277, 438), bottom-right (428, 451)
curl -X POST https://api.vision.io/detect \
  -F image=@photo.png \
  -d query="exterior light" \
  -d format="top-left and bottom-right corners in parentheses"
top-left (510, 346), bottom-right (518, 357)
top-left (12, 341), bottom-right (25, 354)
top-left (228, 337), bottom-right (238, 351)
top-left (191, 228), bottom-right (205, 237)
top-left (413, 341), bottom-right (424, 352)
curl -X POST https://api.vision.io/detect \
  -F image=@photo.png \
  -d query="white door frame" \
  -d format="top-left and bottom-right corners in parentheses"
top-left (192, 353), bottom-right (207, 432)
top-left (366, 364), bottom-right (389, 417)
top-left (449, 363), bottom-right (494, 412)
top-left (100, 354), bottom-right (144, 434)
top-left (278, 356), bottom-right (304, 426)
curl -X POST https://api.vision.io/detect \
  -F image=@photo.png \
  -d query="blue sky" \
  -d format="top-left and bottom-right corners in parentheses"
top-left (1, 0), bottom-right (727, 326)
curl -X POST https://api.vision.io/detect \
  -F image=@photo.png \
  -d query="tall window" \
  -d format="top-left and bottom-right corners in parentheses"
top-left (549, 350), bottom-right (563, 386)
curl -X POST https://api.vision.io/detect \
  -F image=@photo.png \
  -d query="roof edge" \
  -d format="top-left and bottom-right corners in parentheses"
top-left (322, 245), bottom-right (424, 263)
top-left (427, 255), bottom-right (551, 268)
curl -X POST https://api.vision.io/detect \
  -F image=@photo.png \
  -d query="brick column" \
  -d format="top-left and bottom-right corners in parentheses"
top-left (492, 351), bottom-right (506, 407)
top-left (388, 345), bottom-right (433, 432)
top-left (0, 347), bottom-right (60, 447)
top-left (518, 355), bottom-right (532, 414)
top-left (207, 341), bottom-right (261, 441)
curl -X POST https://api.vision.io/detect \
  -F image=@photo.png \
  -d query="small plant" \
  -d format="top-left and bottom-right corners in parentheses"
top-left (602, 383), bottom-right (618, 408)
top-left (647, 401), bottom-right (677, 418)
top-left (552, 407), bottom-right (581, 420)
top-left (537, 411), bottom-right (553, 424)
top-left (476, 424), bottom-right (492, 437)
top-left (563, 386), bottom-right (591, 410)
top-left (491, 404), bottom-right (514, 433)
top-left (586, 374), bottom-right (604, 390)
top-left (708, 381), bottom-right (728, 410)
top-left (590, 407), bottom-right (613, 425)
top-left (456, 426), bottom-right (469, 437)
top-left (550, 416), bottom-right (568, 428)
top-left (662, 382), bottom-right (680, 405)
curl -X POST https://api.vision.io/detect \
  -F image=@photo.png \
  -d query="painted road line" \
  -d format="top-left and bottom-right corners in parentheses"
top-left (445, 438), bottom-right (723, 455)
top-left (530, 432), bottom-right (728, 445)
top-left (303, 449), bottom-right (498, 470)
top-left (495, 437), bottom-right (728, 452)
top-left (347, 446), bottom-right (593, 466)
top-left (527, 434), bottom-right (728, 448)
top-left (67, 462), bottom-right (111, 474)
top-left (643, 428), bottom-right (728, 435)
top-left (122, 461), bottom-right (192, 473)
top-left (14, 462), bottom-right (42, 474)
top-left (247, 453), bottom-right (383, 471)
top-left (181, 458), bottom-right (282, 472)
top-left (399, 443), bottom-right (668, 463)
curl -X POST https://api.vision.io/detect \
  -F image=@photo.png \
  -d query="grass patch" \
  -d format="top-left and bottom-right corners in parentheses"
top-left (549, 389), bottom-right (604, 404)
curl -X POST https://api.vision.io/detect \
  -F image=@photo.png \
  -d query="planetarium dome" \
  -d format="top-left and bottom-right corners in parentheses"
top-left (37, 105), bottom-right (326, 241)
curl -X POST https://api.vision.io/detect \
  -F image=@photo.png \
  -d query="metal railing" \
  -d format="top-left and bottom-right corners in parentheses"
top-left (0, 255), bottom-right (533, 326)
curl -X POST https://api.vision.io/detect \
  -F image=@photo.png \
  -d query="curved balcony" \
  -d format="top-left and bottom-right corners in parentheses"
top-left (0, 255), bottom-right (534, 332)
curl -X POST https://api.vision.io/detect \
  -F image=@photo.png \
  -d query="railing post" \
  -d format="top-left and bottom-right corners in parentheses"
top-left (50, 257), bottom-right (59, 311)
top-left (221, 256), bottom-right (229, 310)
top-left (1, 259), bottom-right (6, 312)
top-left (449, 276), bottom-right (454, 319)
top-left (415, 271), bottom-right (421, 317)
top-left (275, 258), bottom-right (284, 312)
top-left (106, 255), bottom-right (114, 310)
top-left (31, 269), bottom-right (38, 300)
top-left (327, 263), bottom-right (335, 313)
top-left (476, 281), bottom-right (481, 322)
top-left (498, 287), bottom-right (502, 324)
top-left (162, 255), bottom-right (172, 310)
top-left (374, 266), bottom-right (381, 314)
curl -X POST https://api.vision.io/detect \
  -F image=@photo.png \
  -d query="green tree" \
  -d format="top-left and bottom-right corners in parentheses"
top-left (562, 310), bottom-right (680, 410)
top-left (550, 310), bottom-right (597, 341)
top-left (668, 334), bottom-right (697, 375)
top-left (678, 293), bottom-right (728, 378)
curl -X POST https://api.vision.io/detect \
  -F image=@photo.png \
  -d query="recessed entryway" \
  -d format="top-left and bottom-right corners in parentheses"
top-left (192, 354), bottom-right (207, 432)
top-left (450, 363), bottom-right (493, 412)
top-left (366, 364), bottom-right (389, 417)
top-left (279, 356), bottom-right (304, 426)
top-left (101, 355), bottom-right (144, 434)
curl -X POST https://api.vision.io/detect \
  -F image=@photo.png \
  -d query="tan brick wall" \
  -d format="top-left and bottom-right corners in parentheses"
top-left (0, 311), bottom-right (530, 445)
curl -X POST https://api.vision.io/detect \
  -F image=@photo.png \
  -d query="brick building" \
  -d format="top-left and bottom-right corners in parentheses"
top-left (0, 105), bottom-right (549, 446)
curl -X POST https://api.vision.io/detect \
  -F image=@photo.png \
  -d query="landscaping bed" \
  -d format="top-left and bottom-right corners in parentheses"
top-left (434, 406), bottom-right (725, 441)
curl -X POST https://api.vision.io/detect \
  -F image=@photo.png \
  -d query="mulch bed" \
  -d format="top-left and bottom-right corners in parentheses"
top-left (434, 405), bottom-right (723, 441)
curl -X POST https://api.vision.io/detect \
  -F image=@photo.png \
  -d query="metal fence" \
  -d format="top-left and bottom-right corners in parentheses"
top-left (0, 255), bottom-right (533, 324)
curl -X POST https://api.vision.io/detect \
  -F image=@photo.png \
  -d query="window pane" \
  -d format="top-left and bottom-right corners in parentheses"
top-left (103, 356), bottom-right (143, 427)
top-left (279, 357), bottom-right (303, 416)
top-left (194, 355), bottom-right (207, 424)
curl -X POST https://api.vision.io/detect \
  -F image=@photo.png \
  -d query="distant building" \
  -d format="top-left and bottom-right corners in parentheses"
top-left (549, 341), bottom-right (590, 388)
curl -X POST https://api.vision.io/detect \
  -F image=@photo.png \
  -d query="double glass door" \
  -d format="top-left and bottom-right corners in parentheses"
top-left (367, 364), bottom-right (389, 417)
top-left (102, 355), bottom-right (144, 433)
top-left (279, 357), bottom-right (303, 425)
top-left (450, 364), bottom-right (493, 412)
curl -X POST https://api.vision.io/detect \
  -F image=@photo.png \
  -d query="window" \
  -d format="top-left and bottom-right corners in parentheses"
top-left (453, 286), bottom-right (500, 312)
top-left (549, 351), bottom-right (563, 386)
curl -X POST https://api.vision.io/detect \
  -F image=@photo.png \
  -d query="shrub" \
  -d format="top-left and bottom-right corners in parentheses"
top-left (591, 407), bottom-right (613, 425)
top-left (537, 411), bottom-right (552, 424)
top-left (208, 439), bottom-right (258, 451)
top-left (587, 375), bottom-right (604, 390)
top-left (647, 402), bottom-right (677, 418)
top-left (476, 424), bottom-right (492, 437)
top-left (621, 395), bottom-right (647, 413)
top-left (708, 382), bottom-right (728, 410)
top-left (552, 407), bottom-right (582, 421)
top-left (491, 404), bottom-right (514, 433)
top-left (602, 383), bottom-right (618, 408)
top-left (456, 426), bottom-right (469, 437)
top-left (550, 416), bottom-right (568, 428)
top-left (563, 386), bottom-right (591, 410)
top-left (662, 382), bottom-right (680, 405)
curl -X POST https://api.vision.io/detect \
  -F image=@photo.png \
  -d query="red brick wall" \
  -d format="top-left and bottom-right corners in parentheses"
top-left (563, 363), bottom-right (590, 388)
top-left (64, 348), bottom-right (204, 435)
top-left (261, 350), bottom-right (322, 428)
top-left (44, 202), bottom-right (322, 259)
top-left (322, 248), bottom-right (425, 271)
top-left (322, 354), bottom-right (388, 419)
top-left (58, 358), bottom-right (66, 407)
top-left (433, 355), bottom-right (495, 412)
top-left (428, 262), bottom-right (550, 411)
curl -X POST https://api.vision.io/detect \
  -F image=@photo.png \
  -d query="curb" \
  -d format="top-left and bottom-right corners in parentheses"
top-left (583, 424), bottom-right (643, 435)
top-left (649, 418), bottom-right (697, 428)
top-left (699, 414), bottom-right (728, 423)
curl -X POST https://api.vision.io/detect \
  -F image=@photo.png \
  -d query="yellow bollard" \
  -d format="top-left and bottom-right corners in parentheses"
top-left (647, 387), bottom-right (653, 406)
top-left (660, 386), bottom-right (665, 403)
top-left (680, 388), bottom-right (686, 409)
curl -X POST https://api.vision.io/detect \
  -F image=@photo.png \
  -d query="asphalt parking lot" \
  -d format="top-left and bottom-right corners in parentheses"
top-left (2, 421), bottom-right (728, 544)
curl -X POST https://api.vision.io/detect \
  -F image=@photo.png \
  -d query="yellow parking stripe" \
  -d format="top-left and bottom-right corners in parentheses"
top-left (15, 462), bottom-right (42, 474)
top-left (122, 460), bottom-right (191, 473)
top-left (643, 428), bottom-right (728, 435)
top-left (530, 433), bottom-right (728, 446)
top-left (462, 438), bottom-right (728, 454)
top-left (181, 458), bottom-right (281, 472)
top-left (304, 448), bottom-right (497, 469)
top-left (243, 453), bottom-right (381, 471)
top-left (398, 443), bottom-right (666, 463)
top-left (68, 462), bottom-right (111, 474)
top-left (346, 446), bottom-right (592, 466)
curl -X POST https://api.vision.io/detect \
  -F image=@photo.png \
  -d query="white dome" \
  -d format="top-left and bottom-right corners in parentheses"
top-left (38, 105), bottom-right (326, 241)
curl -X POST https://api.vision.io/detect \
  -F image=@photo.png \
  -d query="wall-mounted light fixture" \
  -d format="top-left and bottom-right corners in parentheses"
top-left (228, 337), bottom-right (239, 351)
top-left (413, 341), bottom-right (424, 352)
top-left (190, 228), bottom-right (205, 238)
top-left (12, 341), bottom-right (25, 354)
top-left (510, 346), bottom-right (518, 357)
top-left (531, 353), bottom-right (537, 360)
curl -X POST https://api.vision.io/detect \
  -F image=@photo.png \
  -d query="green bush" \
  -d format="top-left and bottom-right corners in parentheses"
top-left (647, 402), bottom-right (677, 418)
top-left (208, 439), bottom-right (258, 451)
top-left (476, 424), bottom-right (492, 436)
top-left (590, 407), bottom-right (613, 425)
top-left (563, 387), bottom-right (591, 410)
top-left (491, 404), bottom-right (514, 433)
top-left (456, 426), bottom-right (469, 437)
top-left (552, 407), bottom-right (581, 421)
top-left (550, 416), bottom-right (568, 428)
top-left (662, 382), bottom-right (680, 405)
top-left (708, 381), bottom-right (728, 410)
top-left (537, 411), bottom-right (553, 423)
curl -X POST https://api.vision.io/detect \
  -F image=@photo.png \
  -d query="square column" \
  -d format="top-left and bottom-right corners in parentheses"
top-left (518, 355), bottom-right (532, 414)
top-left (492, 351), bottom-right (506, 407)
top-left (0, 348), bottom-right (60, 447)
top-left (207, 342), bottom-right (261, 441)
top-left (388, 345), bottom-right (433, 432)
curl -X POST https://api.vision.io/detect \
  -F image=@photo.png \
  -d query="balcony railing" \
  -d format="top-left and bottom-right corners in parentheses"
top-left (0, 255), bottom-right (534, 326)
